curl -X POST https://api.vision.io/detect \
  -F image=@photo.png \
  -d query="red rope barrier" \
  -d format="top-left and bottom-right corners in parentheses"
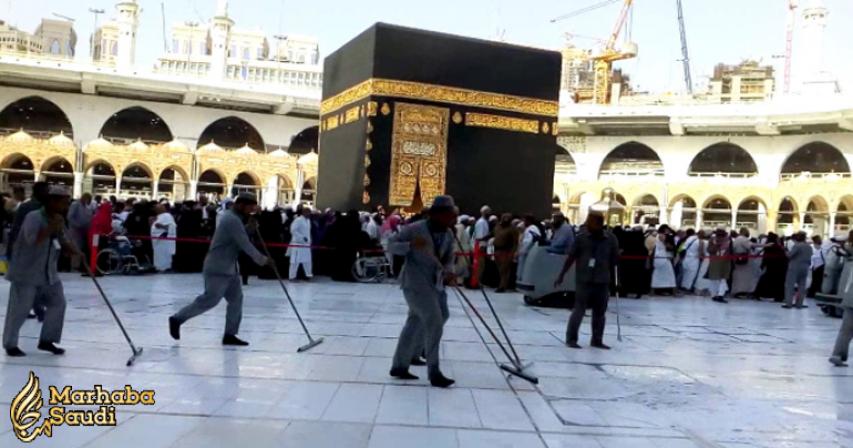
top-left (106, 233), bottom-right (786, 261)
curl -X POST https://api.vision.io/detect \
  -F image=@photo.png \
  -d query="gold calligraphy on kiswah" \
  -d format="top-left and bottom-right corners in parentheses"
top-left (321, 78), bottom-right (558, 117)
top-left (464, 112), bottom-right (540, 134)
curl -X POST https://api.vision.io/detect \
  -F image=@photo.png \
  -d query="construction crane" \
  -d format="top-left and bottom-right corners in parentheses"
top-left (784, 0), bottom-right (799, 93)
top-left (552, 0), bottom-right (637, 104)
top-left (591, 0), bottom-right (637, 104)
top-left (675, 0), bottom-right (693, 94)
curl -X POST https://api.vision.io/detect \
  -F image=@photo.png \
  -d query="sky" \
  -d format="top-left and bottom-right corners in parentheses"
top-left (2, 0), bottom-right (851, 93)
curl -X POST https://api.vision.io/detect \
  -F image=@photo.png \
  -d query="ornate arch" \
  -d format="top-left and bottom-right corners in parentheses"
top-left (197, 116), bottom-right (265, 150)
top-left (0, 130), bottom-right (77, 172)
top-left (598, 141), bottom-right (664, 178)
top-left (233, 171), bottom-right (262, 187)
top-left (1, 152), bottom-right (33, 169)
top-left (781, 142), bottom-right (850, 178)
top-left (689, 142), bottom-right (757, 177)
top-left (41, 155), bottom-right (74, 173)
top-left (159, 165), bottom-right (190, 182)
top-left (0, 95), bottom-right (74, 137)
top-left (121, 162), bottom-right (155, 179)
top-left (99, 106), bottom-right (173, 144)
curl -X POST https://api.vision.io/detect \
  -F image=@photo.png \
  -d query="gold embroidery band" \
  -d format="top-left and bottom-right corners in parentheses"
top-left (464, 113), bottom-right (540, 134)
top-left (321, 78), bottom-right (558, 118)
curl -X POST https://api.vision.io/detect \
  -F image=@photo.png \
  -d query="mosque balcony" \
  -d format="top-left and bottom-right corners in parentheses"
top-left (0, 54), bottom-right (321, 117)
top-left (559, 95), bottom-right (853, 136)
top-left (779, 172), bottom-right (852, 182)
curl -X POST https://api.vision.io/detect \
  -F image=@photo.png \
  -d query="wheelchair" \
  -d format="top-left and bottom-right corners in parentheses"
top-left (95, 236), bottom-right (147, 275)
top-left (352, 250), bottom-right (391, 283)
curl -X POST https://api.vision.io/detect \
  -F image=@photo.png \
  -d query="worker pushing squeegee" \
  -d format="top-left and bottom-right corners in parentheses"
top-left (384, 194), bottom-right (538, 387)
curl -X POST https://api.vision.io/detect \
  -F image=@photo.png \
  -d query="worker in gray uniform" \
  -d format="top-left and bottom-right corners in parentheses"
top-left (783, 231), bottom-right (812, 309)
top-left (556, 212), bottom-right (620, 350)
top-left (3, 185), bottom-right (81, 357)
top-left (829, 265), bottom-right (853, 367)
top-left (388, 195), bottom-right (457, 388)
top-left (169, 193), bottom-right (269, 346)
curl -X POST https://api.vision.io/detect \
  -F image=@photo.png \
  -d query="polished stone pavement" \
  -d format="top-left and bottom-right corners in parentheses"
top-left (0, 274), bottom-right (850, 447)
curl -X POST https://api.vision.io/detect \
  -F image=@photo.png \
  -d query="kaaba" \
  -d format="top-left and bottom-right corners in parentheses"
top-left (316, 23), bottom-right (561, 217)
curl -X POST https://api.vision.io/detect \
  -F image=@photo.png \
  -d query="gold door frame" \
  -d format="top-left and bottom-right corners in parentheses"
top-left (388, 102), bottom-right (450, 207)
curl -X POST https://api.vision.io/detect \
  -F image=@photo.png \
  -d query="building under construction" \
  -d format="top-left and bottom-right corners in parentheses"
top-left (708, 60), bottom-right (775, 103)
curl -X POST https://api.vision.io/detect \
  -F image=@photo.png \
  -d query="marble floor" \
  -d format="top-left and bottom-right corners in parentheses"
top-left (0, 274), bottom-right (851, 447)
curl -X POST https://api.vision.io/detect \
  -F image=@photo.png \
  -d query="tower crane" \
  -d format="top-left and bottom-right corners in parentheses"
top-left (552, 0), bottom-right (637, 104)
top-left (784, 0), bottom-right (799, 93)
top-left (675, 0), bottom-right (693, 94)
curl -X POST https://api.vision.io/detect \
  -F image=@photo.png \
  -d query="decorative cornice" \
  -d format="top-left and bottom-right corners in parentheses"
top-left (465, 112), bottom-right (540, 134)
top-left (321, 78), bottom-right (558, 118)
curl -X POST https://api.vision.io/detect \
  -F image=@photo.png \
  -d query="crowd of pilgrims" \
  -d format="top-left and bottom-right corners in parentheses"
top-left (613, 225), bottom-right (851, 305)
top-left (0, 183), bottom-right (848, 306)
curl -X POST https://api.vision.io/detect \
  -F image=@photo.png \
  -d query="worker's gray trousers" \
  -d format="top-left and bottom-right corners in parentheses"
top-left (785, 266), bottom-right (810, 307)
top-left (172, 274), bottom-right (243, 336)
top-left (832, 309), bottom-right (853, 361)
top-left (3, 282), bottom-right (66, 350)
top-left (391, 288), bottom-right (449, 379)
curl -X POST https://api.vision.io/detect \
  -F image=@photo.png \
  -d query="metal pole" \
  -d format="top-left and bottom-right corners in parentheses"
top-left (82, 258), bottom-right (143, 365)
top-left (256, 231), bottom-right (323, 352)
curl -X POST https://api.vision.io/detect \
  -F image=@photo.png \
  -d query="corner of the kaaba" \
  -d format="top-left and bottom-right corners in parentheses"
top-left (317, 22), bottom-right (562, 218)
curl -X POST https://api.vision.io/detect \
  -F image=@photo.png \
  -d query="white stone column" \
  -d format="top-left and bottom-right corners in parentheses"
top-left (293, 170), bottom-right (304, 207)
top-left (73, 172), bottom-right (84, 198)
top-left (189, 180), bottom-right (198, 199)
top-left (115, 175), bottom-right (122, 198)
top-left (33, 171), bottom-right (41, 182)
top-left (731, 209), bottom-right (738, 231)
top-left (226, 183), bottom-right (234, 198)
top-left (829, 212), bottom-right (837, 237)
top-left (758, 203), bottom-right (768, 234)
top-left (670, 200), bottom-right (684, 228)
top-left (797, 212), bottom-right (806, 231)
top-left (696, 210), bottom-right (704, 230)
top-left (151, 181), bottom-right (159, 201)
top-left (263, 176), bottom-right (278, 210)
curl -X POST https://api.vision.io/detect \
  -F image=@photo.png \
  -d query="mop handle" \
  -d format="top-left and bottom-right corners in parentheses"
top-left (453, 286), bottom-right (519, 368)
top-left (452, 232), bottom-right (522, 365)
top-left (255, 232), bottom-right (315, 340)
top-left (82, 258), bottom-right (139, 352)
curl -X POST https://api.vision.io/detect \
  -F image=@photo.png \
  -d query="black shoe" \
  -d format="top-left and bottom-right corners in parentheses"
top-left (27, 312), bottom-right (37, 319)
top-left (796, 305), bottom-right (809, 309)
top-left (169, 316), bottom-right (181, 340)
top-left (566, 342), bottom-right (582, 349)
top-left (5, 347), bottom-right (26, 357)
top-left (222, 334), bottom-right (249, 346)
top-left (389, 368), bottom-right (419, 380)
top-left (410, 356), bottom-right (427, 366)
top-left (781, 304), bottom-right (793, 309)
top-left (495, 288), bottom-right (506, 293)
top-left (37, 342), bottom-right (65, 355)
top-left (429, 373), bottom-right (455, 388)
top-left (712, 296), bottom-right (728, 303)
top-left (591, 342), bottom-right (611, 350)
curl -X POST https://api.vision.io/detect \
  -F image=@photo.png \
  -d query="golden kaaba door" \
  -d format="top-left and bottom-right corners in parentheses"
top-left (389, 102), bottom-right (450, 207)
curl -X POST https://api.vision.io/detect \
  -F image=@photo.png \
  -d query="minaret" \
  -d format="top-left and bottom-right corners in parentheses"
top-left (209, 0), bottom-right (233, 81)
top-left (115, 0), bottom-right (140, 71)
top-left (796, 0), bottom-right (828, 92)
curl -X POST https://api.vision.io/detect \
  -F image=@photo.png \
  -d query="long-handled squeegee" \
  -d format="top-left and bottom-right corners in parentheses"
top-left (82, 259), bottom-right (144, 366)
top-left (256, 233), bottom-right (324, 352)
top-left (452, 286), bottom-right (538, 384)
top-left (452, 233), bottom-right (538, 384)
